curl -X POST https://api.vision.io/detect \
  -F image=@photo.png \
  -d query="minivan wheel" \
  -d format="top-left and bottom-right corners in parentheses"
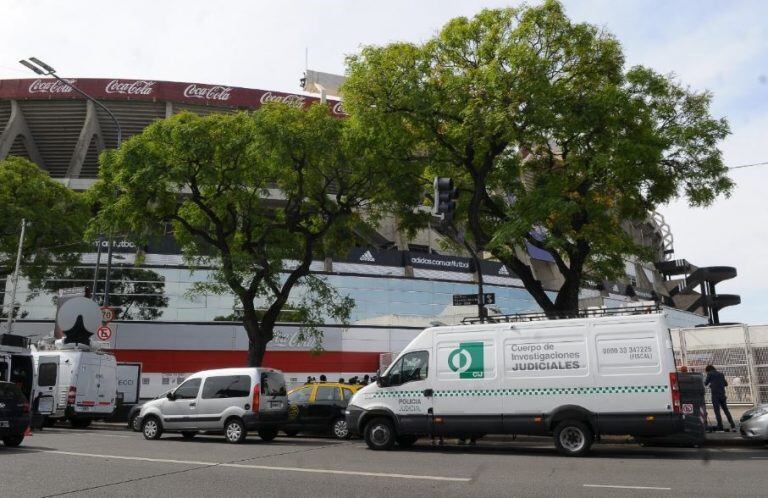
top-left (142, 416), bottom-right (163, 440)
top-left (364, 417), bottom-right (396, 450)
top-left (129, 414), bottom-right (141, 432)
top-left (553, 420), bottom-right (593, 457)
top-left (258, 428), bottom-right (278, 442)
top-left (331, 418), bottom-right (350, 440)
top-left (224, 418), bottom-right (247, 444)
top-left (3, 435), bottom-right (24, 447)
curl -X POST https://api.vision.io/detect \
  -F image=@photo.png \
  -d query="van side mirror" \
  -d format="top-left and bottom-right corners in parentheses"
top-left (377, 375), bottom-right (388, 388)
top-left (166, 392), bottom-right (175, 401)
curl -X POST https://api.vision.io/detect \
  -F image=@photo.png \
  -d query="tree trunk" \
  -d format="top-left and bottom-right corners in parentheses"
top-left (243, 315), bottom-right (267, 367)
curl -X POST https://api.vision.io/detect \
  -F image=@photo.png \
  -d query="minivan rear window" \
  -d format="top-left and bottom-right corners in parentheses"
top-left (202, 375), bottom-right (251, 399)
top-left (260, 372), bottom-right (286, 396)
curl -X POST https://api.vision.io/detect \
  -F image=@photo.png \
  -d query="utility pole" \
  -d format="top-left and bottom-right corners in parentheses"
top-left (5, 219), bottom-right (26, 334)
top-left (20, 57), bottom-right (122, 309)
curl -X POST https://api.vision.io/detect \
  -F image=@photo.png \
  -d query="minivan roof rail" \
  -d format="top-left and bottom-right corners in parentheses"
top-left (460, 304), bottom-right (662, 325)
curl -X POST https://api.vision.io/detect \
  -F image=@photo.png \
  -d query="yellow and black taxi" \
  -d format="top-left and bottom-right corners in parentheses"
top-left (284, 382), bottom-right (361, 439)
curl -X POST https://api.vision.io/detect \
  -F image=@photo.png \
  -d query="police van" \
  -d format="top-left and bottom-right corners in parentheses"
top-left (346, 308), bottom-right (691, 456)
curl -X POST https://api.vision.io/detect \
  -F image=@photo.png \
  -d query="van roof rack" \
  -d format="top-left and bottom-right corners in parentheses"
top-left (460, 304), bottom-right (662, 325)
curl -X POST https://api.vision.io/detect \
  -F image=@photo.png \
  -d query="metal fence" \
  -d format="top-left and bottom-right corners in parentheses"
top-left (673, 324), bottom-right (767, 406)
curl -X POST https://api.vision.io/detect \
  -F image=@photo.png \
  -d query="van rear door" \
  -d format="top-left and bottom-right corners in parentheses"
top-left (95, 355), bottom-right (117, 415)
top-left (36, 355), bottom-right (59, 415)
top-left (258, 371), bottom-right (287, 416)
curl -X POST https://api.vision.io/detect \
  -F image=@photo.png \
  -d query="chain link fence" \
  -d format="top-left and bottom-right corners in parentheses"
top-left (673, 324), bottom-right (766, 406)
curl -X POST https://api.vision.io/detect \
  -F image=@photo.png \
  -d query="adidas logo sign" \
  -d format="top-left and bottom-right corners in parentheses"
top-left (359, 250), bottom-right (375, 263)
top-left (498, 266), bottom-right (509, 276)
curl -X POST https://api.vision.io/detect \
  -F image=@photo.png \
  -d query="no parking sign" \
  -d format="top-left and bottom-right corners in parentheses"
top-left (96, 325), bottom-right (112, 341)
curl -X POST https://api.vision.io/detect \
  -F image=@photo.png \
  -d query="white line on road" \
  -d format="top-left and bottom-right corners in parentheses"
top-left (40, 450), bottom-right (472, 483)
top-left (584, 484), bottom-right (671, 491)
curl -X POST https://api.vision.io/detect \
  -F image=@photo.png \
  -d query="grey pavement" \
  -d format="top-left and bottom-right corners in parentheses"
top-left (1, 427), bottom-right (767, 497)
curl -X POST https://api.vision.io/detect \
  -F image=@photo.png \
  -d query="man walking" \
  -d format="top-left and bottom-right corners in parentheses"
top-left (705, 365), bottom-right (736, 432)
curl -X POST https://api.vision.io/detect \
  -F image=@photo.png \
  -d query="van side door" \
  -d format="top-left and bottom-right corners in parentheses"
top-left (197, 375), bottom-right (251, 429)
top-left (380, 350), bottom-right (432, 435)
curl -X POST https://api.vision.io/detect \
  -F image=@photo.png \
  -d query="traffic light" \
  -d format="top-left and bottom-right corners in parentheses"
top-left (433, 177), bottom-right (459, 223)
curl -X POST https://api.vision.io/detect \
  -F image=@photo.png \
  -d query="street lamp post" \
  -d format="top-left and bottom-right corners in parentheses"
top-left (19, 57), bottom-right (121, 308)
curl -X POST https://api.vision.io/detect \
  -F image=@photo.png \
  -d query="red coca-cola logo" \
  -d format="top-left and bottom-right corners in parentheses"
top-left (259, 91), bottom-right (306, 109)
top-left (183, 83), bottom-right (232, 101)
top-left (105, 80), bottom-right (155, 95)
top-left (28, 79), bottom-right (76, 94)
top-left (331, 101), bottom-right (347, 116)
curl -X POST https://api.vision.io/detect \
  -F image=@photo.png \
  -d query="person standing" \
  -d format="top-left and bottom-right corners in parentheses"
top-left (705, 365), bottom-right (736, 432)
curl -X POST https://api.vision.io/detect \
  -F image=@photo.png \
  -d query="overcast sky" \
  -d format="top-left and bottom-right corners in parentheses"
top-left (2, 0), bottom-right (766, 324)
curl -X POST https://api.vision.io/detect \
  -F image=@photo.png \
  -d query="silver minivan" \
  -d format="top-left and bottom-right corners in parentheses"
top-left (138, 367), bottom-right (288, 443)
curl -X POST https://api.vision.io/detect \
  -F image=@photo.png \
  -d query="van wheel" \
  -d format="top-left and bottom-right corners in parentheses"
top-left (181, 431), bottom-right (196, 440)
top-left (258, 428), bottom-right (278, 442)
top-left (224, 418), bottom-right (247, 444)
top-left (553, 420), bottom-right (593, 456)
top-left (331, 418), bottom-right (350, 440)
top-left (3, 435), bottom-right (24, 447)
top-left (142, 416), bottom-right (163, 440)
top-left (364, 417), bottom-right (396, 450)
top-left (396, 435), bottom-right (418, 448)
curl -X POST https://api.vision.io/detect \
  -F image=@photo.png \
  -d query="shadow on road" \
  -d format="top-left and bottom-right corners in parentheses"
top-left (401, 441), bottom-right (768, 462)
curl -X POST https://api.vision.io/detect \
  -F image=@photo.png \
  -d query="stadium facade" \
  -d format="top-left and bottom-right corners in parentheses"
top-left (0, 77), bottom-right (732, 394)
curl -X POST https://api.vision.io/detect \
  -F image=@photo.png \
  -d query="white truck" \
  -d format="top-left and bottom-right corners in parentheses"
top-left (347, 309), bottom-right (693, 456)
top-left (32, 342), bottom-right (118, 427)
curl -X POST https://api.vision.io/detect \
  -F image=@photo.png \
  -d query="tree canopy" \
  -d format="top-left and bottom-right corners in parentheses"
top-left (89, 104), bottom-right (398, 365)
top-left (0, 156), bottom-right (88, 319)
top-left (343, 0), bottom-right (733, 313)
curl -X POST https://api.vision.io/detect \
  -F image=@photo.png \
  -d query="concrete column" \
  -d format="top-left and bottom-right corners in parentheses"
top-left (65, 100), bottom-right (105, 178)
top-left (0, 100), bottom-right (45, 167)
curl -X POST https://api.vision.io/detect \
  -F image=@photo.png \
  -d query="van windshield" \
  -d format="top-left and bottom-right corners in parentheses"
top-left (260, 372), bottom-right (286, 397)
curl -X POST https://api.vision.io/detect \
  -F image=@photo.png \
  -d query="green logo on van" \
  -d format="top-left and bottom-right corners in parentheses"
top-left (448, 342), bottom-right (484, 379)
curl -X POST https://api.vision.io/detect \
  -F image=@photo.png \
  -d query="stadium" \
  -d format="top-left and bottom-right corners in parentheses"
top-left (0, 76), bottom-right (738, 394)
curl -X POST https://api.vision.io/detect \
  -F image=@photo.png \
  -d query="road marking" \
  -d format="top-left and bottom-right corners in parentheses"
top-left (584, 484), bottom-right (671, 491)
top-left (42, 450), bottom-right (471, 482)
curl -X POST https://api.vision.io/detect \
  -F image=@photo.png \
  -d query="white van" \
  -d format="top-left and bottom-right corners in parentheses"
top-left (138, 367), bottom-right (288, 443)
top-left (32, 345), bottom-right (118, 427)
top-left (347, 311), bottom-right (689, 456)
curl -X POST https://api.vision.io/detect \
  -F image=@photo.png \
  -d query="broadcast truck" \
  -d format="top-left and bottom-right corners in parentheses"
top-left (32, 342), bottom-right (117, 427)
top-left (346, 307), bottom-right (698, 456)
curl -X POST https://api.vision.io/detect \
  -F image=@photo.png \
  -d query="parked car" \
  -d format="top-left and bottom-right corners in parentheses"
top-left (138, 367), bottom-right (287, 443)
top-left (740, 404), bottom-right (768, 441)
top-left (283, 382), bottom-right (361, 439)
top-left (0, 381), bottom-right (31, 447)
top-left (348, 311), bottom-right (694, 456)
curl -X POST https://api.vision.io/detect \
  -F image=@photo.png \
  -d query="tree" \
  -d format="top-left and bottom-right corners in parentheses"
top-left (88, 104), bottom-right (395, 365)
top-left (0, 157), bottom-right (88, 319)
top-left (343, 0), bottom-right (733, 314)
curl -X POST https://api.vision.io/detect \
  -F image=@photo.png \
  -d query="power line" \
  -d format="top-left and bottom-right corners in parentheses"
top-left (729, 161), bottom-right (768, 170)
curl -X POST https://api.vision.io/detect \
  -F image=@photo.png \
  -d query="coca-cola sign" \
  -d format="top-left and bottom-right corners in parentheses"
top-left (28, 78), bottom-right (76, 94)
top-left (259, 91), bottom-right (306, 109)
top-left (183, 83), bottom-right (232, 101)
top-left (105, 79), bottom-right (155, 96)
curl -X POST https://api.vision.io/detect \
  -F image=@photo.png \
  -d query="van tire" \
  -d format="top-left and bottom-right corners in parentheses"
top-left (224, 418), bottom-right (247, 444)
top-left (396, 435), bottom-right (418, 448)
top-left (3, 435), bottom-right (24, 447)
top-left (258, 428), bottom-right (278, 442)
top-left (142, 416), bottom-right (163, 440)
top-left (364, 417), bottom-right (396, 451)
top-left (553, 420), bottom-right (593, 456)
top-left (181, 431), bottom-right (196, 440)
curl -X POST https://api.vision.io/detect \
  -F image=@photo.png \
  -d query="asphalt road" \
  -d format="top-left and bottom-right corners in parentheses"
top-left (2, 427), bottom-right (768, 497)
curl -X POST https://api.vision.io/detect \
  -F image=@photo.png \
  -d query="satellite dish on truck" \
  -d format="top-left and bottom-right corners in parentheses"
top-left (55, 297), bottom-right (101, 345)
